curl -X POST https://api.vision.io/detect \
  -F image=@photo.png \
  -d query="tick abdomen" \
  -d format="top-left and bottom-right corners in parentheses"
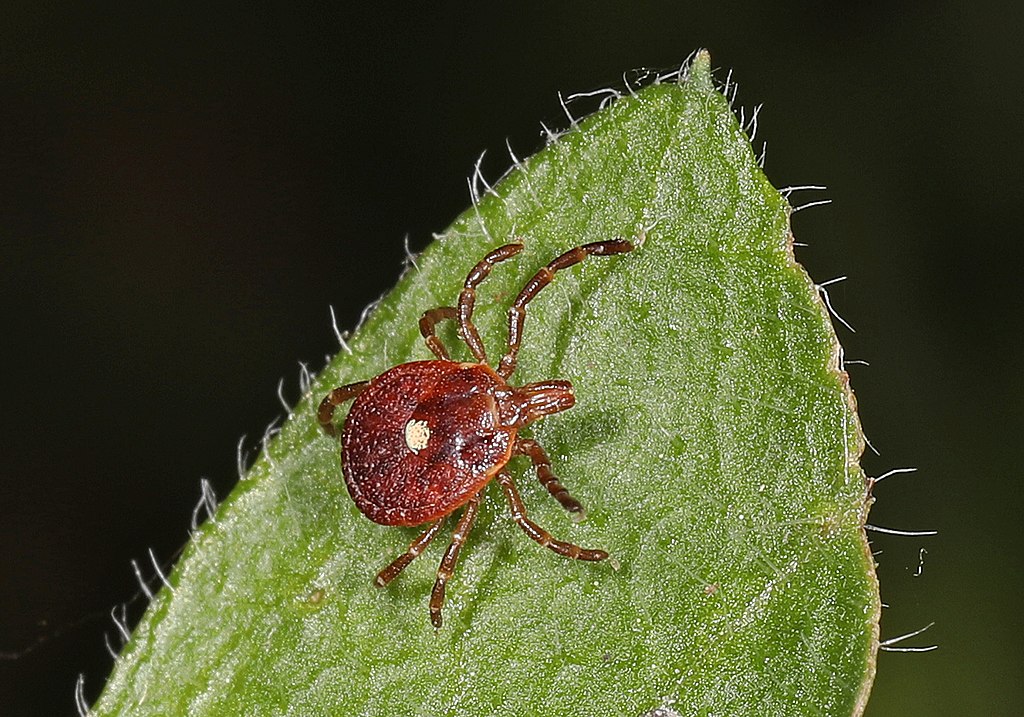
top-left (341, 360), bottom-right (514, 526)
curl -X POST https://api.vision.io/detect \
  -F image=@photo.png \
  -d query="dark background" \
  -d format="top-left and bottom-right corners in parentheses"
top-left (2, 3), bottom-right (1020, 715)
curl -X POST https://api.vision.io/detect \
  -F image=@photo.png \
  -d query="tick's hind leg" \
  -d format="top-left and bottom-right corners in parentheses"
top-left (317, 380), bottom-right (370, 437)
top-left (430, 493), bottom-right (481, 629)
top-left (419, 306), bottom-right (457, 360)
top-left (375, 518), bottom-right (446, 587)
top-left (515, 437), bottom-right (586, 518)
top-left (495, 471), bottom-right (607, 562)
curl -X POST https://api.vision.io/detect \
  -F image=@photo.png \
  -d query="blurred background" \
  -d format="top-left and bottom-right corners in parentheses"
top-left (1, 3), bottom-right (1020, 714)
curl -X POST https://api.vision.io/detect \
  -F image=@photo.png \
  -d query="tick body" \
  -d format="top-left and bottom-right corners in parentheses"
top-left (319, 238), bottom-right (633, 627)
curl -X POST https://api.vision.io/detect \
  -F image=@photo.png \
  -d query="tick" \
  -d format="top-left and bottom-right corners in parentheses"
top-left (319, 238), bottom-right (633, 627)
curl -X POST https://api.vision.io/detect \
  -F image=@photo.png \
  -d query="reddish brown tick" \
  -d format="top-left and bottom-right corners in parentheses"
top-left (319, 238), bottom-right (633, 627)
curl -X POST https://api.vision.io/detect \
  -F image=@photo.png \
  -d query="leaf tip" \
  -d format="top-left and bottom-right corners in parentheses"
top-left (689, 48), bottom-right (714, 90)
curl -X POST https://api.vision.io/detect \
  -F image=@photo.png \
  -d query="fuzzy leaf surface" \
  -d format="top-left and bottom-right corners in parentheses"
top-left (95, 52), bottom-right (879, 717)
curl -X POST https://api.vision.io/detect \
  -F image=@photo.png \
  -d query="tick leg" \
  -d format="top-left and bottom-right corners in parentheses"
top-left (375, 517), bottom-right (446, 587)
top-left (495, 470), bottom-right (607, 562)
top-left (430, 493), bottom-right (482, 629)
top-left (497, 238), bottom-right (634, 379)
top-left (317, 381), bottom-right (370, 437)
top-left (458, 243), bottom-right (524, 363)
top-left (515, 437), bottom-right (585, 517)
top-left (419, 306), bottom-right (458, 360)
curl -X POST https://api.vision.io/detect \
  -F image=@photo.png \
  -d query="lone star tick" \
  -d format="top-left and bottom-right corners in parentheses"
top-left (319, 238), bottom-right (633, 627)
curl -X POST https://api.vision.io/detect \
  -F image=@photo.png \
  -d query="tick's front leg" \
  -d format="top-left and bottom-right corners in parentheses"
top-left (515, 437), bottom-right (586, 517)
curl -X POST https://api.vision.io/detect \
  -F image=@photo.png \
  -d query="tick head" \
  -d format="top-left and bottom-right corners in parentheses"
top-left (496, 380), bottom-right (575, 428)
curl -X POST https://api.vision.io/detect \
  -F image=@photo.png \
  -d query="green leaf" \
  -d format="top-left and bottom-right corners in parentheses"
top-left (94, 51), bottom-right (878, 717)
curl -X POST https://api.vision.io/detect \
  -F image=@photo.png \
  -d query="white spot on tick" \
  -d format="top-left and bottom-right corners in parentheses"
top-left (405, 419), bottom-right (430, 454)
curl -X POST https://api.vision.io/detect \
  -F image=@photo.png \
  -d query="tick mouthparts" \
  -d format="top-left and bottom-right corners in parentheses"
top-left (507, 380), bottom-right (575, 426)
